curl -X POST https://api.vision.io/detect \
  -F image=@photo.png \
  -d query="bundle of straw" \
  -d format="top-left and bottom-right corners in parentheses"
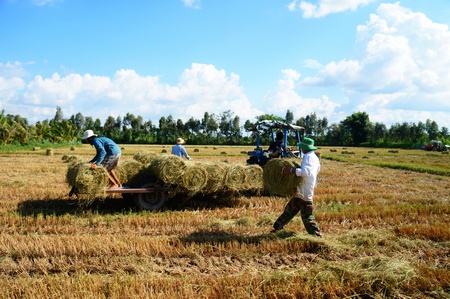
top-left (66, 162), bottom-right (109, 201)
top-left (115, 160), bottom-right (144, 186)
top-left (178, 161), bottom-right (208, 195)
top-left (201, 162), bottom-right (228, 194)
top-left (263, 158), bottom-right (303, 197)
top-left (224, 164), bottom-right (246, 192)
top-left (243, 164), bottom-right (264, 191)
top-left (150, 155), bottom-right (187, 185)
top-left (133, 151), bottom-right (158, 164)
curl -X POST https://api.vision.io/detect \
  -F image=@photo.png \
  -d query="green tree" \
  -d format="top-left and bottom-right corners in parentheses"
top-left (340, 112), bottom-right (372, 146)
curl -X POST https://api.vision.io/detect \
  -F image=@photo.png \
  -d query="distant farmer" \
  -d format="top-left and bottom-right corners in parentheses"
top-left (81, 129), bottom-right (122, 189)
top-left (267, 131), bottom-right (285, 158)
top-left (272, 137), bottom-right (322, 237)
top-left (171, 137), bottom-right (191, 160)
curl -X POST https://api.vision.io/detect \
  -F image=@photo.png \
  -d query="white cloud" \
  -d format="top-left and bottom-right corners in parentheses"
top-left (299, 2), bottom-right (450, 127)
top-left (182, 0), bottom-right (201, 9)
top-left (263, 68), bottom-right (341, 122)
top-left (291, 0), bottom-right (378, 18)
top-left (0, 63), bottom-right (262, 125)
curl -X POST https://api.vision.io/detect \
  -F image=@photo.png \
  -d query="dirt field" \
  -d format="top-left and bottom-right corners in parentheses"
top-left (0, 144), bottom-right (449, 298)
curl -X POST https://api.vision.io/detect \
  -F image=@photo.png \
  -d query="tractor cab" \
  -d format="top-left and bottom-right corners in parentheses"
top-left (246, 120), bottom-right (304, 167)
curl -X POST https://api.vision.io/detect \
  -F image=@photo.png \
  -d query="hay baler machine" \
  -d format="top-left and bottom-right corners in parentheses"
top-left (246, 120), bottom-right (304, 167)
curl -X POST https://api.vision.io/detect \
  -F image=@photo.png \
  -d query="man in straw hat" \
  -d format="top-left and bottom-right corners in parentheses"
top-left (272, 137), bottom-right (322, 237)
top-left (81, 129), bottom-right (122, 189)
top-left (171, 137), bottom-right (191, 160)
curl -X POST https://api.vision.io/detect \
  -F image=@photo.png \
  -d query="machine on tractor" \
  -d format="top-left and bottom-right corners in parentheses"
top-left (246, 120), bottom-right (304, 167)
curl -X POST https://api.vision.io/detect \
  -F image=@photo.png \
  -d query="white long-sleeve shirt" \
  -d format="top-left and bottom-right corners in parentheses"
top-left (294, 151), bottom-right (320, 202)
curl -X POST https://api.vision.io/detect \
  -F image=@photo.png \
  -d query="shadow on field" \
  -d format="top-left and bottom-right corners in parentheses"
top-left (17, 196), bottom-right (136, 216)
top-left (16, 192), bottom-right (251, 217)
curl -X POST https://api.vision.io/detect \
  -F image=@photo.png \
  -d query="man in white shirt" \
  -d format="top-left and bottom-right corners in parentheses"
top-left (272, 137), bottom-right (322, 237)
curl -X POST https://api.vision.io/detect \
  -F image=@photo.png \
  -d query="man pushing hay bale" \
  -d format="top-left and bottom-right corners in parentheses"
top-left (263, 158), bottom-right (302, 197)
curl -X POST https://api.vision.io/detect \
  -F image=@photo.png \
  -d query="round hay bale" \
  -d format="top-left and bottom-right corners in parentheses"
top-left (202, 162), bottom-right (228, 194)
top-left (161, 149), bottom-right (167, 153)
top-left (243, 164), bottom-right (263, 191)
top-left (115, 159), bottom-right (144, 186)
top-left (33, 147), bottom-right (41, 151)
top-left (133, 151), bottom-right (157, 164)
top-left (194, 148), bottom-right (200, 152)
top-left (70, 146), bottom-right (75, 151)
top-left (46, 148), bottom-right (53, 156)
top-left (263, 158), bottom-right (303, 197)
top-left (221, 152), bottom-right (227, 155)
top-left (224, 164), bottom-right (246, 191)
top-left (178, 161), bottom-right (208, 194)
top-left (151, 155), bottom-right (186, 185)
top-left (66, 162), bottom-right (109, 201)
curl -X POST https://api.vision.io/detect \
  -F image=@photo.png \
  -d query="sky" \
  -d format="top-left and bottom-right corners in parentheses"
top-left (1, 0), bottom-right (450, 130)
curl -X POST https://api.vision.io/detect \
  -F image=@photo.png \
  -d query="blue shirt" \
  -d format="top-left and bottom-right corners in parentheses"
top-left (89, 137), bottom-right (121, 165)
top-left (171, 144), bottom-right (191, 160)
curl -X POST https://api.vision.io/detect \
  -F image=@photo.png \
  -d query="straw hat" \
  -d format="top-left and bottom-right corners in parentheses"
top-left (177, 137), bottom-right (185, 144)
top-left (81, 130), bottom-right (97, 140)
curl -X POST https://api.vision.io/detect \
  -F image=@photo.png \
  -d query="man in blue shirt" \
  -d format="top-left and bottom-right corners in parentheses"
top-left (171, 137), bottom-right (191, 160)
top-left (81, 130), bottom-right (122, 189)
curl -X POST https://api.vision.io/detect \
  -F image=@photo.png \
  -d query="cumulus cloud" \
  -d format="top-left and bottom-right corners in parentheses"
top-left (0, 63), bottom-right (262, 125)
top-left (299, 2), bottom-right (450, 127)
top-left (263, 68), bottom-right (341, 122)
top-left (289, 0), bottom-right (378, 18)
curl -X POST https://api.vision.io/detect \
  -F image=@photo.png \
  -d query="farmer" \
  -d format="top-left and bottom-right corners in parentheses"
top-left (171, 137), bottom-right (191, 160)
top-left (267, 131), bottom-right (285, 158)
top-left (81, 129), bottom-right (122, 189)
top-left (272, 137), bottom-right (322, 237)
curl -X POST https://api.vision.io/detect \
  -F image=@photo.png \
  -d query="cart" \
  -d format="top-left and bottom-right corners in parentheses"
top-left (69, 179), bottom-right (171, 211)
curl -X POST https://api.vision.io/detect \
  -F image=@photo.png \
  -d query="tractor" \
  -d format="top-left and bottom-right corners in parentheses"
top-left (246, 120), bottom-right (304, 167)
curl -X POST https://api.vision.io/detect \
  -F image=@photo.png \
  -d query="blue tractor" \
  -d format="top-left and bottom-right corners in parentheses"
top-left (246, 120), bottom-right (304, 167)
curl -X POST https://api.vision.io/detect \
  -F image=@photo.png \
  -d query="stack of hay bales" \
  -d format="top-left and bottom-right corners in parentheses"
top-left (66, 152), bottom-right (266, 203)
top-left (263, 158), bottom-right (303, 197)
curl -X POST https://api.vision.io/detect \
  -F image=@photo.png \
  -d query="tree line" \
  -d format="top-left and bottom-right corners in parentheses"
top-left (0, 107), bottom-right (448, 148)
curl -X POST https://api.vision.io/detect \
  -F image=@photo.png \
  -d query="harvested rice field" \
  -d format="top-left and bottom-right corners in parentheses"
top-left (0, 144), bottom-right (449, 298)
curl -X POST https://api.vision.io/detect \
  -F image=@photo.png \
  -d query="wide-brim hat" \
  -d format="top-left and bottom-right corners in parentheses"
top-left (177, 137), bottom-right (185, 144)
top-left (81, 129), bottom-right (97, 140)
top-left (298, 137), bottom-right (317, 151)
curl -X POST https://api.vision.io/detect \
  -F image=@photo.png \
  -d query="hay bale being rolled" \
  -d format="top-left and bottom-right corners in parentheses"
top-left (201, 162), bottom-right (228, 194)
top-left (178, 161), bottom-right (208, 195)
top-left (150, 155), bottom-right (186, 185)
top-left (66, 162), bottom-right (109, 201)
top-left (243, 164), bottom-right (263, 191)
top-left (263, 158), bottom-right (303, 197)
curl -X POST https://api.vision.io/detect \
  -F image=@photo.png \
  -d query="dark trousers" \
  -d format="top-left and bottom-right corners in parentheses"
top-left (274, 197), bottom-right (322, 236)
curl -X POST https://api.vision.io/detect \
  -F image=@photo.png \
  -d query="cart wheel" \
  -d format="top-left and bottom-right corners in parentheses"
top-left (135, 181), bottom-right (168, 211)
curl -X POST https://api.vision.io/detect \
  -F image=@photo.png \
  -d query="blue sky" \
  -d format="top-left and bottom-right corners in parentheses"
top-left (1, 0), bottom-right (450, 130)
